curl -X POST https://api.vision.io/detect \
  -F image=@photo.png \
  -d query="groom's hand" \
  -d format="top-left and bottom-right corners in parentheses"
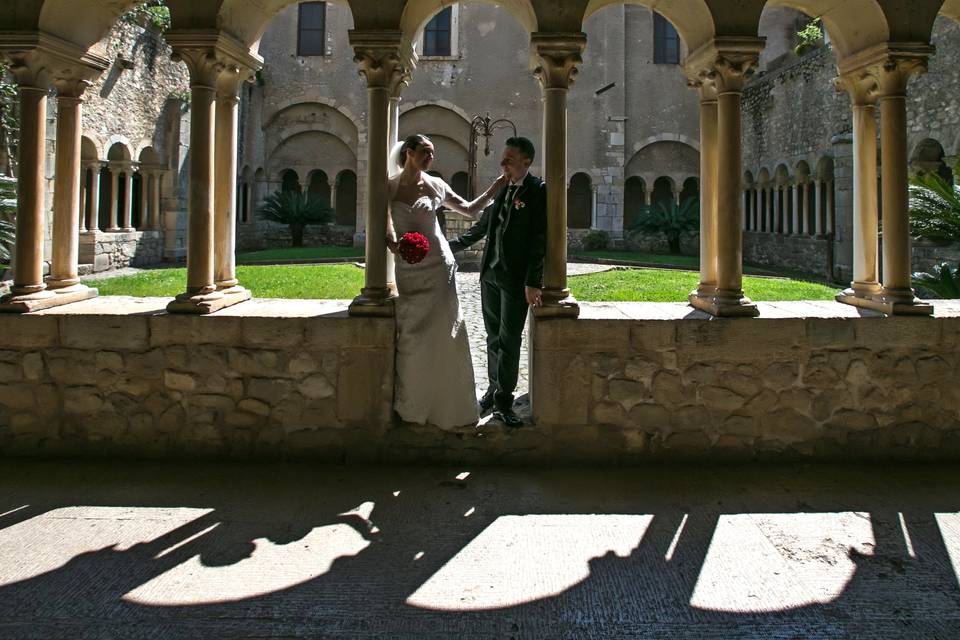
top-left (525, 286), bottom-right (542, 307)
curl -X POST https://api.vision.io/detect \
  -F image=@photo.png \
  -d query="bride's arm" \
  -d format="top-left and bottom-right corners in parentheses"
top-left (442, 174), bottom-right (509, 219)
top-left (386, 205), bottom-right (398, 254)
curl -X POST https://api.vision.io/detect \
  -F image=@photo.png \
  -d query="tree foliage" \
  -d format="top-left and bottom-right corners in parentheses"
top-left (122, 0), bottom-right (171, 31)
top-left (258, 190), bottom-right (335, 247)
top-left (629, 197), bottom-right (699, 255)
top-left (0, 175), bottom-right (16, 263)
top-left (908, 172), bottom-right (960, 244)
top-left (795, 18), bottom-right (823, 56)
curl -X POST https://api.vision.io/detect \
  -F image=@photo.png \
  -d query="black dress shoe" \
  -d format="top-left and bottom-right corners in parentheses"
top-left (478, 389), bottom-right (496, 415)
top-left (493, 408), bottom-right (524, 428)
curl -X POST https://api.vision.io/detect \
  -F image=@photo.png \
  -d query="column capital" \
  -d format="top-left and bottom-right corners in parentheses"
top-left (348, 30), bottom-right (413, 95)
top-left (166, 30), bottom-right (263, 90)
top-left (531, 32), bottom-right (587, 90)
top-left (684, 37), bottom-right (764, 95)
top-left (0, 31), bottom-right (109, 91)
top-left (836, 43), bottom-right (933, 101)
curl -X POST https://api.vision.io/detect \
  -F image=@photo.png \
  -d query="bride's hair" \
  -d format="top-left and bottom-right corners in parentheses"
top-left (396, 134), bottom-right (431, 170)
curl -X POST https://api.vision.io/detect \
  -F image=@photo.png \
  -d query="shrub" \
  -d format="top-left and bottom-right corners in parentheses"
top-left (0, 174), bottom-right (14, 262)
top-left (258, 190), bottom-right (335, 247)
top-left (913, 262), bottom-right (960, 299)
top-left (580, 229), bottom-right (610, 251)
top-left (794, 18), bottom-right (823, 56)
top-left (629, 197), bottom-right (698, 255)
top-left (909, 172), bottom-right (960, 244)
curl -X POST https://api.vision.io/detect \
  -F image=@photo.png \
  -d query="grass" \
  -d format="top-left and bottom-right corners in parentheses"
top-left (570, 268), bottom-right (839, 302)
top-left (92, 264), bottom-right (365, 299)
top-left (236, 246), bottom-right (362, 263)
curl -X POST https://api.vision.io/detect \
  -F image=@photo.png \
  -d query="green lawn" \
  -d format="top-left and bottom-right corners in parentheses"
top-left (570, 268), bottom-right (838, 302)
top-left (92, 263), bottom-right (837, 303)
top-left (236, 246), bottom-right (362, 263)
top-left (92, 264), bottom-right (365, 299)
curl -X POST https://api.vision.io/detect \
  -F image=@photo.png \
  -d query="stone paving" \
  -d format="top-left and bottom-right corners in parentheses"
top-left (1, 459), bottom-right (959, 639)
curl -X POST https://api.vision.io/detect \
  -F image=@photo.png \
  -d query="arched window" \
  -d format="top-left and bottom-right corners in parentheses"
top-left (568, 173), bottom-right (592, 230)
top-left (308, 170), bottom-right (331, 205)
top-left (297, 2), bottom-right (326, 56)
top-left (654, 13), bottom-right (680, 65)
top-left (423, 7), bottom-right (453, 57)
top-left (624, 176), bottom-right (646, 231)
top-left (679, 177), bottom-right (699, 207)
top-left (652, 176), bottom-right (675, 210)
top-left (335, 170), bottom-right (357, 227)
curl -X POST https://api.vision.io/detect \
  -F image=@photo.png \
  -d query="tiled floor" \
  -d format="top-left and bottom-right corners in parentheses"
top-left (1, 459), bottom-right (959, 638)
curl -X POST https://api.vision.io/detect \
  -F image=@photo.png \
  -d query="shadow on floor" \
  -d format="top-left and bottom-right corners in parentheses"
top-left (0, 460), bottom-right (958, 639)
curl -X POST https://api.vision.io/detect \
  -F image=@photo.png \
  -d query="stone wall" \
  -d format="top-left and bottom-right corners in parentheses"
top-left (236, 222), bottom-right (356, 253)
top-left (744, 232), bottom-right (833, 279)
top-left (0, 298), bottom-right (394, 459)
top-left (530, 301), bottom-right (960, 461)
top-left (913, 240), bottom-right (960, 273)
top-left (79, 230), bottom-right (164, 272)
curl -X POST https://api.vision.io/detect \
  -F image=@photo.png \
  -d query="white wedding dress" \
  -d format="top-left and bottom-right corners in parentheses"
top-left (391, 184), bottom-right (478, 429)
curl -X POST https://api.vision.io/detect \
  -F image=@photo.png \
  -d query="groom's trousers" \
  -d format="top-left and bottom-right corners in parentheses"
top-left (480, 271), bottom-right (529, 411)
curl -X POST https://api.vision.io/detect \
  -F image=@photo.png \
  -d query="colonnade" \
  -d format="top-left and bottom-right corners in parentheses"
top-left (0, 26), bottom-right (938, 318)
top-left (743, 177), bottom-right (834, 236)
top-left (78, 162), bottom-right (164, 233)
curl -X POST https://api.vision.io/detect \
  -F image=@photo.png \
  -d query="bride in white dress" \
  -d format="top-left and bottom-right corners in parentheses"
top-left (388, 134), bottom-right (508, 429)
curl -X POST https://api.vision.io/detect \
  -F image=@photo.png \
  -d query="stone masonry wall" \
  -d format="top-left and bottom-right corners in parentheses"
top-left (80, 231), bottom-right (164, 272)
top-left (530, 302), bottom-right (960, 462)
top-left (236, 222), bottom-right (356, 253)
top-left (744, 232), bottom-right (832, 279)
top-left (0, 299), bottom-right (394, 459)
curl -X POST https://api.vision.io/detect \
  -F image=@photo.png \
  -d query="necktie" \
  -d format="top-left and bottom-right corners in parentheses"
top-left (491, 185), bottom-right (517, 270)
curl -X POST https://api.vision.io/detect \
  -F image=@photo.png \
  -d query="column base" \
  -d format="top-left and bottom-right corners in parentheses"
top-left (348, 288), bottom-right (395, 317)
top-left (166, 288), bottom-right (250, 315)
top-left (689, 289), bottom-right (760, 318)
top-left (216, 283), bottom-right (250, 298)
top-left (0, 286), bottom-right (97, 313)
top-left (47, 277), bottom-right (83, 291)
top-left (533, 289), bottom-right (580, 319)
top-left (836, 288), bottom-right (933, 315)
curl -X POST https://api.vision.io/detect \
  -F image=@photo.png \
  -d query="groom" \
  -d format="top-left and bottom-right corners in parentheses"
top-left (449, 137), bottom-right (546, 428)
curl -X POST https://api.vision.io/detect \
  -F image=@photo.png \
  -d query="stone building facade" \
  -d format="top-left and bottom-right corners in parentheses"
top-left (741, 9), bottom-right (960, 282)
top-left (236, 2), bottom-right (702, 252)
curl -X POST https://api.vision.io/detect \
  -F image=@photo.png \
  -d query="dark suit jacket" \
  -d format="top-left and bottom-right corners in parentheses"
top-left (448, 173), bottom-right (547, 289)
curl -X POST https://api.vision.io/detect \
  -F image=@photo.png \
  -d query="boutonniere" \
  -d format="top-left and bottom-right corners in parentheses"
top-left (512, 198), bottom-right (526, 209)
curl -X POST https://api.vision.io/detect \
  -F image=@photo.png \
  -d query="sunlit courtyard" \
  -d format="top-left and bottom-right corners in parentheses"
top-left (1, 460), bottom-right (959, 638)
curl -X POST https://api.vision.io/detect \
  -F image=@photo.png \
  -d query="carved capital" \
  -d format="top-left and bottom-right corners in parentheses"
top-left (531, 33), bottom-right (586, 90)
top-left (837, 42), bottom-right (933, 100)
top-left (166, 31), bottom-right (263, 91)
top-left (0, 31), bottom-right (109, 92)
top-left (349, 30), bottom-right (412, 94)
top-left (684, 37), bottom-right (764, 95)
top-left (686, 74), bottom-right (717, 102)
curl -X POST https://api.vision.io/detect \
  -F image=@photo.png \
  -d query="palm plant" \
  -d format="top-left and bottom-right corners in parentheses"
top-left (913, 262), bottom-right (960, 299)
top-left (0, 174), bottom-right (15, 263)
top-left (629, 197), bottom-right (699, 255)
top-left (258, 190), bottom-right (335, 247)
top-left (908, 172), bottom-right (960, 244)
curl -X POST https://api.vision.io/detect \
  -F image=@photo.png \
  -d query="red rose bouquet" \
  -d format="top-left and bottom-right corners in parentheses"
top-left (397, 231), bottom-right (430, 264)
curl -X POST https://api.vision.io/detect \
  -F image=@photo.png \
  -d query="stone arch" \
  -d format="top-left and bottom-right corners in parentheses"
top-left (106, 141), bottom-right (132, 162)
top-left (795, 160), bottom-right (811, 182)
top-left (265, 102), bottom-right (360, 156)
top-left (281, 169), bottom-right (301, 193)
top-left (334, 169), bottom-right (358, 227)
top-left (652, 176), bottom-right (676, 208)
top-left (816, 156), bottom-right (835, 182)
top-left (81, 136), bottom-right (100, 162)
top-left (268, 132), bottom-right (357, 189)
top-left (583, 1), bottom-right (715, 54)
top-left (263, 96), bottom-right (364, 139)
top-left (626, 141), bottom-right (699, 186)
top-left (633, 133), bottom-right (700, 154)
top-left (401, 0), bottom-right (537, 55)
top-left (680, 177), bottom-right (699, 206)
top-left (212, 0), bottom-right (353, 53)
top-left (757, 168), bottom-right (772, 186)
top-left (755, 1), bottom-right (892, 60)
top-left (398, 104), bottom-right (472, 151)
top-left (568, 172), bottom-right (593, 230)
top-left (774, 164), bottom-right (790, 185)
top-left (307, 169), bottom-right (332, 205)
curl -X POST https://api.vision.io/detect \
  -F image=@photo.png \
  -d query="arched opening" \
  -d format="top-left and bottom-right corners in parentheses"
top-left (568, 173), bottom-right (593, 230)
top-left (281, 169), bottom-right (301, 194)
top-left (624, 176), bottom-right (646, 231)
top-left (307, 170), bottom-right (331, 205)
top-left (652, 176), bottom-right (675, 210)
top-left (334, 170), bottom-right (357, 227)
top-left (679, 177), bottom-right (699, 207)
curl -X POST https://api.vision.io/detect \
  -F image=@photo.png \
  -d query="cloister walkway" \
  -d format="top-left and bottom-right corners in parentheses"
top-left (1, 459), bottom-right (959, 638)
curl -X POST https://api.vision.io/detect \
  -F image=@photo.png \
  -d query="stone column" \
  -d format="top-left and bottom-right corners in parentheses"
top-left (150, 172), bottom-right (162, 229)
top-left (836, 67), bottom-right (883, 306)
top-left (826, 180), bottom-right (835, 235)
top-left (107, 167), bottom-right (121, 231)
top-left (766, 187), bottom-right (774, 233)
top-left (813, 180), bottom-right (823, 236)
top-left (166, 33), bottom-right (261, 314)
top-left (385, 89), bottom-right (402, 297)
top-left (85, 163), bottom-right (101, 232)
top-left (532, 32), bottom-right (587, 318)
top-left (0, 76), bottom-right (53, 309)
top-left (791, 182), bottom-right (801, 235)
top-left (348, 31), bottom-right (411, 317)
top-left (687, 39), bottom-right (762, 317)
top-left (752, 189), bottom-right (758, 230)
top-left (875, 51), bottom-right (932, 314)
top-left (687, 77), bottom-right (718, 307)
top-left (122, 166), bottom-right (135, 231)
top-left (213, 61), bottom-right (256, 301)
top-left (78, 166), bottom-right (88, 233)
top-left (48, 80), bottom-right (96, 299)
